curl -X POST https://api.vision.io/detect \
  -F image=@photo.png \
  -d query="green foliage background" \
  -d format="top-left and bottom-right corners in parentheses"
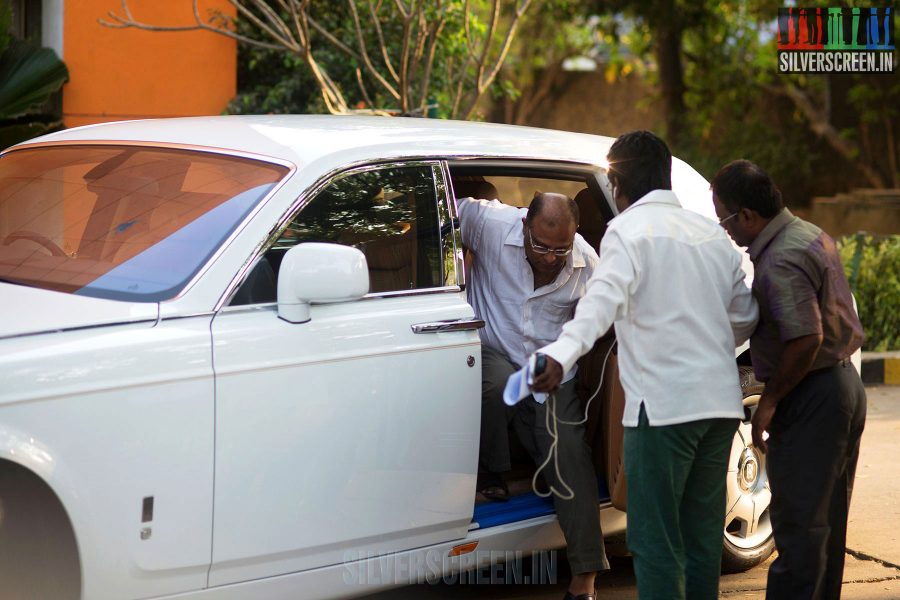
top-left (0, 2), bottom-right (68, 150)
top-left (226, 1), bottom-right (485, 117)
top-left (839, 234), bottom-right (900, 351)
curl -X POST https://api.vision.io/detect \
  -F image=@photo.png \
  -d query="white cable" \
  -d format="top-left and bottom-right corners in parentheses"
top-left (532, 392), bottom-right (575, 500)
top-left (531, 339), bottom-right (618, 500)
top-left (557, 339), bottom-right (617, 426)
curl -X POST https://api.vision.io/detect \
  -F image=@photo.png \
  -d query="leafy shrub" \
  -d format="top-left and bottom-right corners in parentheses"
top-left (0, 2), bottom-right (68, 150)
top-left (838, 234), bottom-right (900, 351)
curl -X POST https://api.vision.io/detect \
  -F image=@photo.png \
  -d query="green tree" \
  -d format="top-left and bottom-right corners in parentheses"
top-left (839, 234), bottom-right (900, 351)
top-left (101, 0), bottom-right (535, 119)
top-left (490, 0), bottom-right (602, 125)
top-left (591, 1), bottom-right (898, 191)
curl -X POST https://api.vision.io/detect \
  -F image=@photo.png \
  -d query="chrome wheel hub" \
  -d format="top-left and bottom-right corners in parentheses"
top-left (724, 400), bottom-right (774, 550)
top-left (737, 447), bottom-right (761, 493)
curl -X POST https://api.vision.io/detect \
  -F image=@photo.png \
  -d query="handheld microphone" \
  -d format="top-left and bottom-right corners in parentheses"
top-left (527, 353), bottom-right (547, 385)
top-left (533, 353), bottom-right (547, 376)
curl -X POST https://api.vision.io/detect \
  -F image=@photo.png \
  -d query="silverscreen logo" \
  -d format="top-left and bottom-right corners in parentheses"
top-left (778, 7), bottom-right (895, 74)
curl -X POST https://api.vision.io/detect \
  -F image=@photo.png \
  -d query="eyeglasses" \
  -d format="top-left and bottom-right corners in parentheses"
top-left (527, 228), bottom-right (572, 257)
top-left (719, 212), bottom-right (739, 226)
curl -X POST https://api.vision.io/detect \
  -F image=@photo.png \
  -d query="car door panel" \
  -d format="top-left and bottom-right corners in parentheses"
top-left (209, 161), bottom-right (480, 585)
top-left (209, 294), bottom-right (479, 585)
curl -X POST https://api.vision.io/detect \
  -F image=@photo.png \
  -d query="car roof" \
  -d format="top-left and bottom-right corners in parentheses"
top-left (20, 115), bottom-right (616, 171)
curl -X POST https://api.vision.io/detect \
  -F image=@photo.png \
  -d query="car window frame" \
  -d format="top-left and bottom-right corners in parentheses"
top-left (219, 159), bottom-right (463, 310)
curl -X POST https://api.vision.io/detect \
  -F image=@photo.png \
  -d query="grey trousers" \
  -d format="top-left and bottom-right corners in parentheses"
top-left (479, 345), bottom-right (609, 574)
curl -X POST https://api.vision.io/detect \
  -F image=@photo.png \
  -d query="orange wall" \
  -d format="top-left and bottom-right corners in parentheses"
top-left (63, 1), bottom-right (236, 128)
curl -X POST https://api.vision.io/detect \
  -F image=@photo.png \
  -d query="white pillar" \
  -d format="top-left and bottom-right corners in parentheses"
top-left (42, 0), bottom-right (64, 57)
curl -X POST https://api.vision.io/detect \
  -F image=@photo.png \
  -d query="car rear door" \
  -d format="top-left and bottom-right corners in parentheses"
top-left (208, 161), bottom-right (481, 586)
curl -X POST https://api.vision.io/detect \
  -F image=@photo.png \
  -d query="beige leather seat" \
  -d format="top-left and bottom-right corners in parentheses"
top-left (574, 188), bottom-right (607, 252)
top-left (452, 177), bottom-right (500, 203)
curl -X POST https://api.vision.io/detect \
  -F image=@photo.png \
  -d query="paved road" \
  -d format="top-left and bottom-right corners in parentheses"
top-left (365, 385), bottom-right (900, 599)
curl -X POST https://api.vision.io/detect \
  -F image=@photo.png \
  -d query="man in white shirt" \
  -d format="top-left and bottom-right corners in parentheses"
top-left (459, 191), bottom-right (608, 600)
top-left (532, 131), bottom-right (758, 600)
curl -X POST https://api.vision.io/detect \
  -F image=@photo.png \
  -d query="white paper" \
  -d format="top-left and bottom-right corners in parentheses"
top-left (503, 365), bottom-right (548, 406)
top-left (502, 361), bottom-right (578, 407)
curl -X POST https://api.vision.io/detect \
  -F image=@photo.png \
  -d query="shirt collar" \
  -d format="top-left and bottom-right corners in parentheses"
top-left (620, 189), bottom-right (682, 214)
top-left (748, 208), bottom-right (796, 261)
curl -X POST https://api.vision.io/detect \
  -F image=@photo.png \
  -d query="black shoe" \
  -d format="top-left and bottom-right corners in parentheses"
top-left (476, 471), bottom-right (509, 502)
top-left (562, 593), bottom-right (595, 600)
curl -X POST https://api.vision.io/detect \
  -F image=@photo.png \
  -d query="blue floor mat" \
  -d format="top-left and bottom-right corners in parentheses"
top-left (472, 477), bottom-right (611, 529)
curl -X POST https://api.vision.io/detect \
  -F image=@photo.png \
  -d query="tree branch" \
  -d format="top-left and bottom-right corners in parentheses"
top-left (515, 59), bottom-right (564, 124)
top-left (355, 66), bottom-right (376, 108)
top-left (416, 4), bottom-right (447, 110)
top-left (473, 0), bottom-right (501, 90)
top-left (229, 0), bottom-right (299, 52)
top-left (367, 0), bottom-right (400, 83)
top-left (307, 16), bottom-right (360, 59)
top-left (462, 0), bottom-right (478, 57)
top-left (347, 0), bottom-right (400, 100)
top-left (769, 82), bottom-right (885, 187)
top-left (396, 1), bottom-right (417, 113)
top-left (99, 0), bottom-right (286, 51)
top-left (461, 0), bottom-right (534, 120)
top-left (393, 0), bottom-right (410, 19)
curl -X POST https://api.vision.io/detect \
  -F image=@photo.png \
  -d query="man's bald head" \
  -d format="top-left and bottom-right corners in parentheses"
top-left (521, 192), bottom-right (579, 281)
top-left (525, 192), bottom-right (580, 228)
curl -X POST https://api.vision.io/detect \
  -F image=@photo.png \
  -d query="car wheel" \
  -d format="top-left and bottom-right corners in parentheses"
top-left (722, 369), bottom-right (775, 573)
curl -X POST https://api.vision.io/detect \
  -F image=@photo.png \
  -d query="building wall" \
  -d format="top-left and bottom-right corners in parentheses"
top-left (57, 0), bottom-right (236, 128)
top-left (796, 190), bottom-right (900, 239)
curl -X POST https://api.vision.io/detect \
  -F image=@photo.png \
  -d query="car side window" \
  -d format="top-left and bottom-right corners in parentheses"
top-left (275, 165), bottom-right (443, 295)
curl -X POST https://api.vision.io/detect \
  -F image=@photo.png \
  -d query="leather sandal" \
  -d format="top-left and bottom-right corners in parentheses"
top-left (562, 592), bottom-right (595, 600)
top-left (476, 471), bottom-right (509, 502)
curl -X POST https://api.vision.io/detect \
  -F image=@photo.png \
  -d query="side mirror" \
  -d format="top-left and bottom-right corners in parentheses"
top-left (277, 243), bottom-right (369, 323)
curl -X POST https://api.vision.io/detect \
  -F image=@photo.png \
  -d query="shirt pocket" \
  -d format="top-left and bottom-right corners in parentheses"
top-left (541, 300), bottom-right (575, 327)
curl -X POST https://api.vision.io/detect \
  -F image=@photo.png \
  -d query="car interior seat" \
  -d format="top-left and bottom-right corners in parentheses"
top-left (576, 332), bottom-right (628, 511)
top-left (451, 176), bottom-right (500, 203)
top-left (573, 187), bottom-right (607, 253)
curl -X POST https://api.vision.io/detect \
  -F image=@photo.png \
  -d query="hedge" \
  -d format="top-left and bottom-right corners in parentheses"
top-left (838, 234), bottom-right (900, 352)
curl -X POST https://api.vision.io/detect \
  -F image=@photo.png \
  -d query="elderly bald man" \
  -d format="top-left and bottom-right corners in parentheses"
top-left (458, 191), bottom-right (608, 600)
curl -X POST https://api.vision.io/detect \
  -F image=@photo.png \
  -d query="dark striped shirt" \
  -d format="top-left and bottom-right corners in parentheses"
top-left (748, 209), bottom-right (864, 382)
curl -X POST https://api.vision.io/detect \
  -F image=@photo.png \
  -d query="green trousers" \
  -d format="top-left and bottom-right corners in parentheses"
top-left (624, 404), bottom-right (739, 600)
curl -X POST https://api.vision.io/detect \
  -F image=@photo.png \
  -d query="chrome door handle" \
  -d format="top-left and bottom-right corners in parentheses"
top-left (411, 318), bottom-right (485, 334)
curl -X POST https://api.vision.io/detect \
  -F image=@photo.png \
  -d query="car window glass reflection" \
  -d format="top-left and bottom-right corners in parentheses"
top-left (0, 146), bottom-right (288, 302)
top-left (272, 166), bottom-right (442, 295)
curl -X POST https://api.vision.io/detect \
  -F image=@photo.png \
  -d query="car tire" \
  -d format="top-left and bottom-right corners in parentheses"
top-left (721, 367), bottom-right (776, 574)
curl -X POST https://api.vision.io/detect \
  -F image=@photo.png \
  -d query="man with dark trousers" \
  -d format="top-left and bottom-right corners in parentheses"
top-left (711, 160), bottom-right (866, 600)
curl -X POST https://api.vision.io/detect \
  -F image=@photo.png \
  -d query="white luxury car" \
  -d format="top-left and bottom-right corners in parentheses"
top-left (0, 116), bottom-right (774, 600)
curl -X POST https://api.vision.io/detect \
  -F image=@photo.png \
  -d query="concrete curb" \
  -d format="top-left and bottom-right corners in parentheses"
top-left (861, 351), bottom-right (900, 385)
